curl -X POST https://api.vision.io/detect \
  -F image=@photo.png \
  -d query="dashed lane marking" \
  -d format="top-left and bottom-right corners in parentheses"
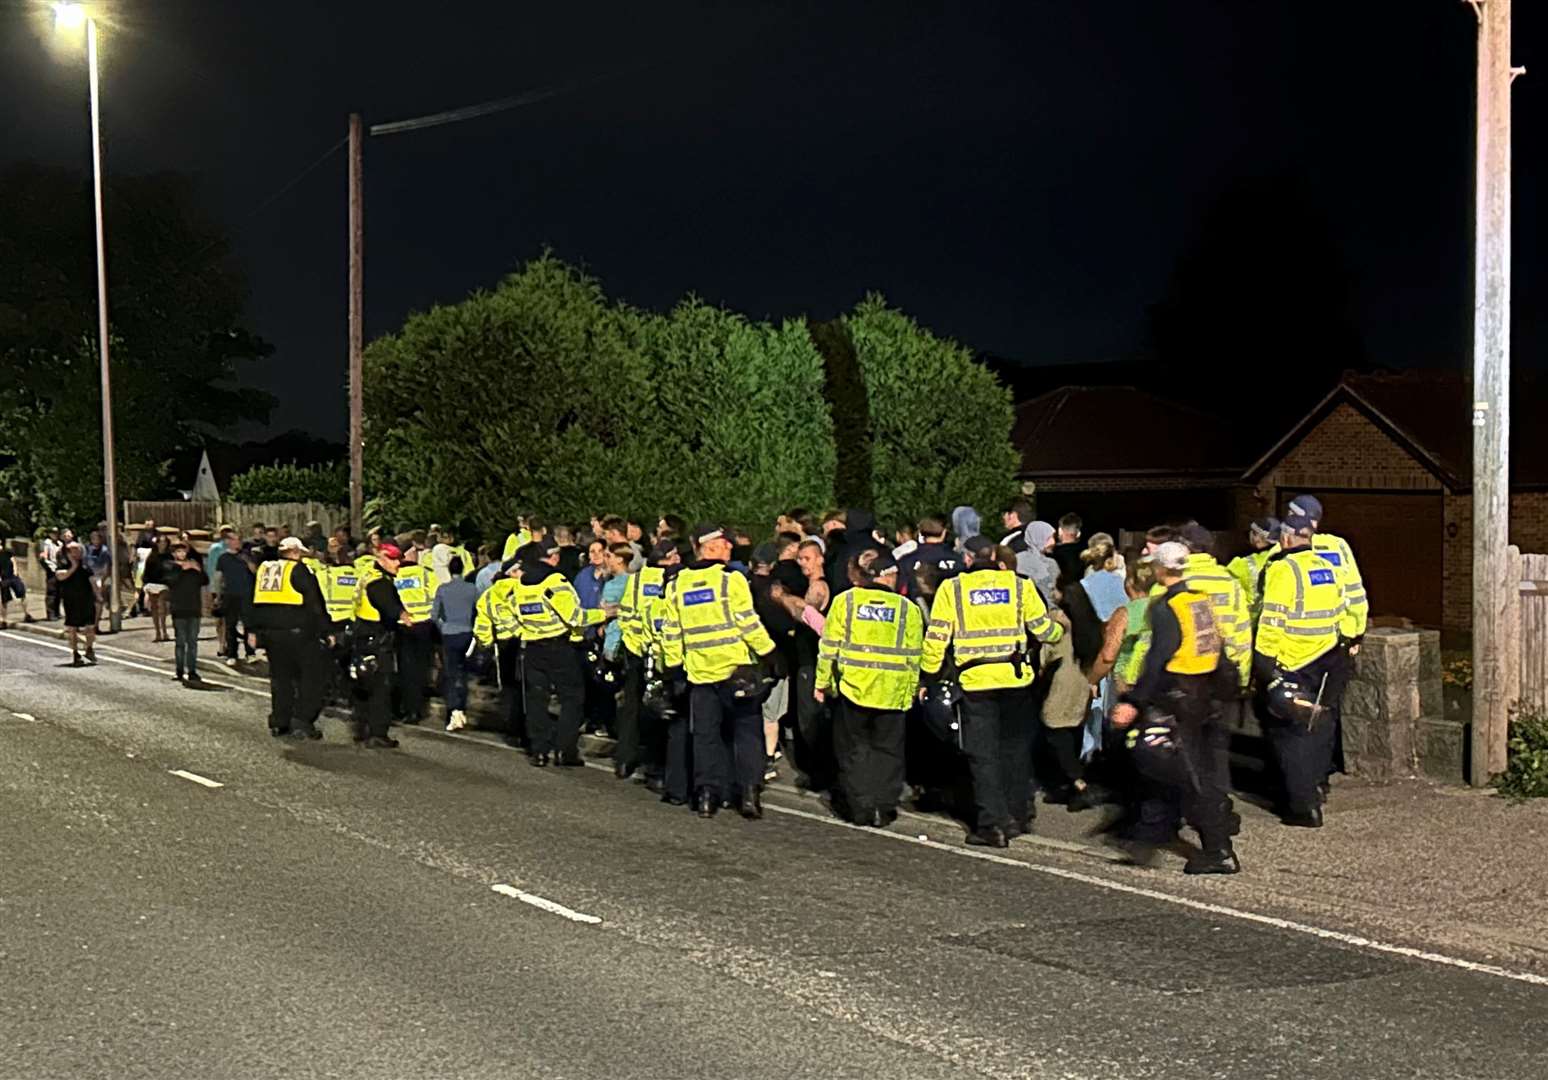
top-left (168, 769), bottom-right (224, 789)
top-left (10, 712), bottom-right (37, 722)
top-left (490, 883), bottom-right (602, 924)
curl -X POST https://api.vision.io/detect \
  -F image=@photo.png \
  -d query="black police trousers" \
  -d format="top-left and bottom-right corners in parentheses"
top-left (353, 646), bottom-right (395, 739)
top-left (1128, 675), bottom-right (1234, 852)
top-left (524, 637), bottom-right (584, 758)
top-left (495, 639), bottom-right (526, 742)
top-left (690, 680), bottom-right (764, 802)
top-left (396, 623), bottom-right (434, 722)
top-left (834, 697), bottom-right (906, 820)
top-left (959, 684), bottom-right (1035, 832)
top-left (262, 627), bottom-right (324, 734)
top-left (1260, 651), bottom-right (1343, 815)
top-left (615, 649), bottom-right (663, 775)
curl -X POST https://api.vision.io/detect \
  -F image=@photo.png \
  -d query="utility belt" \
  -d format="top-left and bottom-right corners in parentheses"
top-left (954, 637), bottom-right (1039, 682)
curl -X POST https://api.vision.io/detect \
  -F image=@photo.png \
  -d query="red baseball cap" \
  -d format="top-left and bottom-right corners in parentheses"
top-left (377, 542), bottom-right (403, 560)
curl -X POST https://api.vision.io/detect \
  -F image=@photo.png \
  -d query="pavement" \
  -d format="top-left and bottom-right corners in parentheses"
top-left (3, 616), bottom-right (1547, 1079)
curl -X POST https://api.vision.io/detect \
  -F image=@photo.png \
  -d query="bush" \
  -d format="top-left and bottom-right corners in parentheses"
top-left (228, 460), bottom-right (347, 504)
top-left (844, 295), bottom-right (1018, 526)
top-left (1496, 710), bottom-right (1548, 801)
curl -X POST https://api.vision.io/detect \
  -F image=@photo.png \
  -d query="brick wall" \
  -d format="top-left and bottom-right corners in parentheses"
top-left (1442, 492), bottom-right (1548, 632)
top-left (1262, 403), bottom-right (1441, 493)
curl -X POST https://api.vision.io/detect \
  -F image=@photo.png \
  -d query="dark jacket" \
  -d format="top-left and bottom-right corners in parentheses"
top-left (165, 562), bottom-right (208, 618)
top-left (1051, 542), bottom-right (1085, 588)
top-left (898, 540), bottom-right (961, 598)
top-left (824, 508), bottom-right (883, 595)
top-left (216, 550), bottom-right (255, 599)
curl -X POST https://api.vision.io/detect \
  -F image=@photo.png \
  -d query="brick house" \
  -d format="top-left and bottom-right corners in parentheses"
top-left (1242, 372), bottom-right (1548, 635)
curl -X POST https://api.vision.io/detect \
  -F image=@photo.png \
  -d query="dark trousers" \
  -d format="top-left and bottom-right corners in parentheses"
top-left (222, 595), bottom-right (254, 658)
top-left (1039, 725), bottom-right (1085, 792)
top-left (615, 649), bottom-right (648, 769)
top-left (583, 641), bottom-right (618, 735)
top-left (959, 685), bottom-right (1035, 832)
top-left (834, 698), bottom-right (907, 819)
top-left (263, 628), bottom-right (323, 733)
top-left (44, 573), bottom-right (60, 619)
top-left (396, 625), bottom-right (433, 721)
top-left (441, 631), bottom-right (473, 713)
top-left (524, 638), bottom-right (584, 757)
top-left (496, 639), bottom-right (525, 741)
top-left (1129, 676), bottom-right (1233, 850)
top-left (325, 621), bottom-right (352, 703)
top-left (664, 695), bottom-right (692, 801)
top-left (690, 681), bottom-right (765, 801)
top-left (1259, 651), bottom-right (1343, 813)
top-left (793, 663), bottom-right (836, 788)
top-left (173, 616), bottom-right (201, 677)
top-left (354, 647), bottom-right (396, 738)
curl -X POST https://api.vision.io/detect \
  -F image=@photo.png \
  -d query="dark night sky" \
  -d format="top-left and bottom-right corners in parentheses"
top-left (1, 1), bottom-right (1541, 439)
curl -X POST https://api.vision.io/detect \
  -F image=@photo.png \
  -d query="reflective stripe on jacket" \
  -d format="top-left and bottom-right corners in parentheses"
top-left (1182, 552), bottom-right (1251, 688)
top-left (919, 568), bottom-right (1062, 691)
top-left (1256, 548), bottom-right (1346, 671)
top-left (1313, 532), bottom-right (1367, 638)
top-left (660, 563), bottom-right (776, 685)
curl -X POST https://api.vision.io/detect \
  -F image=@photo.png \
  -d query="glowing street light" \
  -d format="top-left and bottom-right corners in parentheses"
top-left (52, 2), bottom-right (123, 633)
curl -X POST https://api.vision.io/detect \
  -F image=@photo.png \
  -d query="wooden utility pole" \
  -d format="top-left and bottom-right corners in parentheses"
top-left (347, 113), bottom-right (365, 539)
top-left (1469, 0), bottom-right (1521, 784)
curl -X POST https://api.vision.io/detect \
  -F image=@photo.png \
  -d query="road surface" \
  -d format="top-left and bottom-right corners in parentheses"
top-left (1, 629), bottom-right (1543, 1079)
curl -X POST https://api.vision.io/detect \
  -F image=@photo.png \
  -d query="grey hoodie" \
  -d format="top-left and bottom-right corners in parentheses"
top-left (1015, 521), bottom-right (1059, 601)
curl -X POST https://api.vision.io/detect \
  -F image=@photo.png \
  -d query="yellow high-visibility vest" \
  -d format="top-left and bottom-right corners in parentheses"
top-left (815, 586), bottom-right (924, 711)
top-left (1159, 587), bottom-right (1222, 676)
top-left (394, 564), bottom-right (434, 622)
top-left (619, 566), bottom-right (667, 658)
top-left (320, 565), bottom-right (359, 623)
top-left (511, 571), bottom-right (600, 644)
top-left (252, 559), bottom-right (303, 606)
top-left (354, 565), bottom-right (385, 623)
top-left (1257, 548), bottom-right (1347, 671)
top-left (1312, 532), bottom-right (1368, 638)
top-left (1182, 552), bottom-right (1250, 687)
top-left (660, 564), bottom-right (775, 685)
top-left (919, 568), bottom-right (1062, 692)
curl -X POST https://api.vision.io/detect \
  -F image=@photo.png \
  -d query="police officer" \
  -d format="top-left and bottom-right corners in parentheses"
top-left (920, 534), bottom-right (1064, 847)
top-left (1286, 494), bottom-right (1367, 779)
top-left (473, 556), bottom-right (526, 746)
top-left (352, 541), bottom-right (413, 748)
top-left (1176, 523), bottom-right (1252, 693)
top-left (1255, 507), bottom-right (1349, 826)
top-left (814, 549), bottom-right (924, 827)
top-left (1112, 541), bottom-right (1240, 875)
top-left (614, 539), bottom-right (679, 782)
top-left (392, 546), bottom-right (437, 726)
top-left (511, 536), bottom-right (602, 767)
top-left (1226, 517), bottom-right (1280, 620)
top-left (317, 549), bottom-right (359, 699)
top-left (661, 523), bottom-right (781, 819)
top-left (247, 536), bottom-right (330, 740)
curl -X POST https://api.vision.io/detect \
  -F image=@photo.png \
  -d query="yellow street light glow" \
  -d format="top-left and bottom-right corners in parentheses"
top-left (53, 3), bottom-right (86, 31)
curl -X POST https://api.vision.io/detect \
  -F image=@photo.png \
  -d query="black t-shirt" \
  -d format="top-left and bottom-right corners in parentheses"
top-left (165, 562), bottom-right (209, 618)
top-left (1051, 542), bottom-right (1085, 587)
top-left (0, 550), bottom-right (14, 579)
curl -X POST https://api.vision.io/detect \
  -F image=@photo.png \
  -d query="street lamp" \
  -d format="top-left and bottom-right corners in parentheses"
top-left (53, 2), bottom-right (122, 633)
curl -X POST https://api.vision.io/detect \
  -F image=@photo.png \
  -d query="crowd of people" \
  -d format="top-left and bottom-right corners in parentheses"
top-left (26, 496), bottom-right (1367, 875)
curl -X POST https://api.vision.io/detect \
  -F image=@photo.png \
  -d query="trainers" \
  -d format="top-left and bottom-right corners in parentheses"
top-left (224, 658), bottom-right (238, 668)
top-left (445, 709), bottom-right (468, 732)
top-left (763, 759), bottom-right (779, 782)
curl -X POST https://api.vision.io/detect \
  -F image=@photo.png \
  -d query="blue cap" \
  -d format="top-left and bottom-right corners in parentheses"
top-left (1287, 495), bottom-right (1323, 523)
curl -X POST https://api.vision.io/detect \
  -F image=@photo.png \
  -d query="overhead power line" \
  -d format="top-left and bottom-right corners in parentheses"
top-left (367, 66), bottom-right (646, 137)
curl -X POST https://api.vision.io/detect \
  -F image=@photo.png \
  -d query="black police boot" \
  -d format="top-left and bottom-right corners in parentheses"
top-left (554, 753), bottom-right (584, 767)
top-left (1184, 847), bottom-right (1242, 876)
top-left (695, 790), bottom-right (718, 818)
top-left (661, 792), bottom-right (688, 806)
top-left (1281, 806), bottom-right (1324, 828)
top-left (645, 775), bottom-right (667, 795)
top-left (614, 760), bottom-right (635, 780)
top-left (739, 791), bottom-right (763, 820)
top-left (1005, 817), bottom-right (1034, 839)
top-left (966, 826), bottom-right (1009, 848)
top-left (528, 752), bottom-right (550, 768)
top-left (362, 735), bottom-right (399, 749)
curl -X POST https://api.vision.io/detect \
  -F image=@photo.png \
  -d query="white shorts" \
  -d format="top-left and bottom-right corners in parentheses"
top-left (143, 583), bottom-right (169, 595)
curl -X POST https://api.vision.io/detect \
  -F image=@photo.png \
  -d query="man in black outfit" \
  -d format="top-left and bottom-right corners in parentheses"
top-left (247, 537), bottom-right (330, 740)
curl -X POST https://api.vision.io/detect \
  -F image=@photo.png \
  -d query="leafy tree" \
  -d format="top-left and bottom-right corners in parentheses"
top-left (228, 461), bottom-right (348, 504)
top-left (807, 318), bottom-right (872, 510)
top-left (844, 295), bottom-right (1018, 525)
top-left (0, 164), bottom-right (273, 529)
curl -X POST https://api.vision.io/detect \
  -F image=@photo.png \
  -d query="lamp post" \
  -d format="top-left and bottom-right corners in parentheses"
top-left (54, 3), bottom-right (121, 633)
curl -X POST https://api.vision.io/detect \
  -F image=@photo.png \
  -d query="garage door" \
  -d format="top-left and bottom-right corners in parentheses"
top-left (1279, 490), bottom-right (1443, 628)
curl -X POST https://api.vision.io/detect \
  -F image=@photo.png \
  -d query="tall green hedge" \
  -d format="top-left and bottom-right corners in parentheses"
top-left (362, 259), bottom-right (1012, 536)
top-left (228, 461), bottom-right (347, 504)
top-left (844, 295), bottom-right (1018, 526)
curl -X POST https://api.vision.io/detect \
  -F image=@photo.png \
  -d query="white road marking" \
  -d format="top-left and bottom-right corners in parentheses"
top-left (168, 769), bottom-right (224, 789)
top-left (490, 883), bottom-right (601, 924)
top-left (0, 631), bottom-right (267, 699)
top-left (762, 803), bottom-right (1548, 989)
top-left (11, 712), bottom-right (37, 722)
top-left (10, 627), bottom-right (1544, 989)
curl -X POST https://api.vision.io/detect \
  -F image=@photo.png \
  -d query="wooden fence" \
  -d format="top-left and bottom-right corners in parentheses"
top-left (123, 500), bottom-right (346, 538)
top-left (1510, 548), bottom-right (1548, 715)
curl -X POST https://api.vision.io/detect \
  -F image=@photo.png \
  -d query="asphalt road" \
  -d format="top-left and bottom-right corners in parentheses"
top-left (2, 629), bottom-right (1544, 1080)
